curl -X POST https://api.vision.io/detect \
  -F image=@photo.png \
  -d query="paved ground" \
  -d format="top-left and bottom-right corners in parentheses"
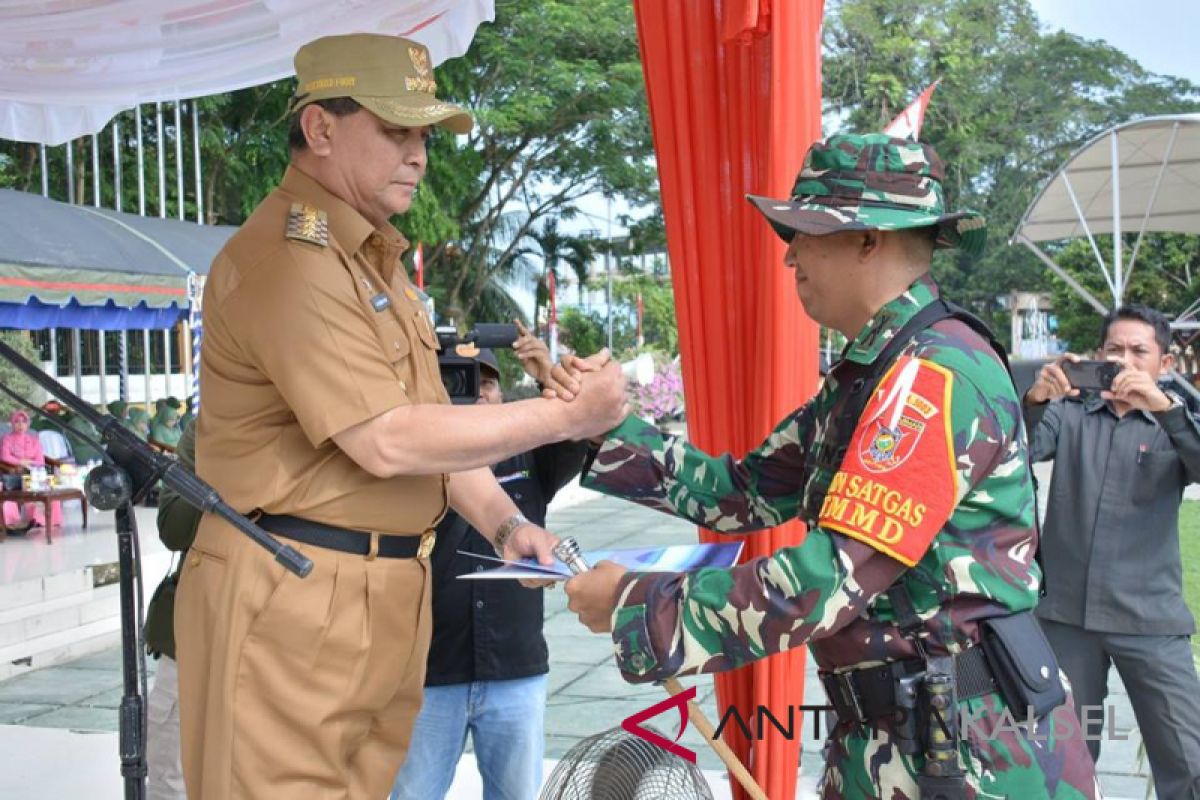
top-left (0, 486), bottom-right (1160, 798)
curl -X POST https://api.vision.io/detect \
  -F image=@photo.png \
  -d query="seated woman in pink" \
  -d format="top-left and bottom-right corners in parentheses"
top-left (1, 410), bottom-right (62, 529)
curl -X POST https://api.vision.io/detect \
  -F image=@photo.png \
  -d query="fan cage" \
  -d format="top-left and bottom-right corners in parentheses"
top-left (539, 724), bottom-right (715, 800)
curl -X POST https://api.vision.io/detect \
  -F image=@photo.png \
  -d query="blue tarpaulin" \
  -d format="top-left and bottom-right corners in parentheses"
top-left (0, 298), bottom-right (185, 331)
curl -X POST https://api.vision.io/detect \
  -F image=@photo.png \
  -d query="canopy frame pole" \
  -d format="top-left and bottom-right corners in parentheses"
top-left (112, 117), bottom-right (123, 213)
top-left (66, 140), bottom-right (75, 204)
top-left (156, 102), bottom-right (166, 219)
top-left (1061, 172), bottom-right (1115, 300)
top-left (99, 330), bottom-right (108, 404)
top-left (1015, 233), bottom-right (1109, 315)
top-left (120, 330), bottom-right (129, 402)
top-left (164, 329), bottom-right (172, 399)
top-left (39, 144), bottom-right (48, 197)
top-left (135, 105), bottom-right (146, 216)
top-left (72, 329), bottom-right (82, 396)
top-left (49, 328), bottom-right (57, 377)
top-left (91, 134), bottom-right (101, 208)
top-left (1111, 132), bottom-right (1123, 307)
top-left (174, 100), bottom-right (184, 221)
top-left (192, 102), bottom-right (204, 225)
top-left (1177, 296), bottom-right (1200, 324)
top-left (1126, 122), bottom-right (1179, 285)
top-left (143, 329), bottom-right (151, 407)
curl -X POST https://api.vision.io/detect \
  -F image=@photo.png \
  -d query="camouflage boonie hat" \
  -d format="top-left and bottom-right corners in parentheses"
top-left (292, 33), bottom-right (472, 134)
top-left (746, 133), bottom-right (986, 258)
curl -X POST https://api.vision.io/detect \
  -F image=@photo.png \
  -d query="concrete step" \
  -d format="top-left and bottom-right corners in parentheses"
top-left (0, 565), bottom-right (128, 682)
top-left (0, 614), bottom-right (122, 682)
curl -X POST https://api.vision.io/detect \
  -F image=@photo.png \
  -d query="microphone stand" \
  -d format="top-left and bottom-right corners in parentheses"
top-left (0, 340), bottom-right (312, 800)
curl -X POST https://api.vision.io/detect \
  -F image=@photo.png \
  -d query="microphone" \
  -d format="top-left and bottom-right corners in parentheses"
top-left (553, 536), bottom-right (591, 574)
top-left (468, 323), bottom-right (521, 349)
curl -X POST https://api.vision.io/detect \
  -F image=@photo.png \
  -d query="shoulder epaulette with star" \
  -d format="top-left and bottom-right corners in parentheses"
top-left (285, 203), bottom-right (329, 247)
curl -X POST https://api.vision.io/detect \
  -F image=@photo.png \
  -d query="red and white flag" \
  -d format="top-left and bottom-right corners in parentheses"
top-left (413, 242), bottom-right (425, 290)
top-left (884, 80), bottom-right (941, 140)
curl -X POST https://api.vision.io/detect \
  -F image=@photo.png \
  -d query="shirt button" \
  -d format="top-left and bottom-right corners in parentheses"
top-left (399, 380), bottom-right (407, 392)
top-left (475, 600), bottom-right (485, 609)
top-left (475, 565), bottom-right (483, 572)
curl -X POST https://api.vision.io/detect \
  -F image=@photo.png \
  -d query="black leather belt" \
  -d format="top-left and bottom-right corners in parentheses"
top-left (257, 514), bottom-right (428, 559)
top-left (819, 646), bottom-right (998, 724)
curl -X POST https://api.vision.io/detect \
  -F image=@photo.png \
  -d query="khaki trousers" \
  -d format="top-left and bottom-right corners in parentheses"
top-left (176, 516), bottom-right (431, 799)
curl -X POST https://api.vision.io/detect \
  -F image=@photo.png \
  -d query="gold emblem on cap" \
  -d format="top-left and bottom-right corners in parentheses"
top-left (455, 343), bottom-right (480, 357)
top-left (404, 76), bottom-right (438, 94)
top-left (285, 203), bottom-right (329, 247)
top-left (409, 46), bottom-right (430, 76)
top-left (403, 286), bottom-right (418, 300)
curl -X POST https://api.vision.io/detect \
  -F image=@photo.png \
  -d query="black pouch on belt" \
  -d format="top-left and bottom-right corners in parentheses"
top-left (979, 611), bottom-right (1066, 721)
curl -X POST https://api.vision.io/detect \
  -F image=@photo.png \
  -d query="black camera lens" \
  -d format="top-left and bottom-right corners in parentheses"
top-left (440, 365), bottom-right (468, 397)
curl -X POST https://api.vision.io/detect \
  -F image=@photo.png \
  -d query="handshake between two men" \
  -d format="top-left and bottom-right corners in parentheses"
top-left (492, 333), bottom-right (634, 618)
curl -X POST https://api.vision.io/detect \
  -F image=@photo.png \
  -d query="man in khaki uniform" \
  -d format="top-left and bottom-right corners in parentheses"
top-left (175, 33), bottom-right (628, 799)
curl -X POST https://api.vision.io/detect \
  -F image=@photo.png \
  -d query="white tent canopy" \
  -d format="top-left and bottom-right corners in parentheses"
top-left (0, 0), bottom-right (494, 145)
top-left (1013, 114), bottom-right (1200, 315)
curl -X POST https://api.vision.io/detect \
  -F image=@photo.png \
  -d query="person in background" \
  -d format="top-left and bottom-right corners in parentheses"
top-left (391, 340), bottom-right (590, 800)
top-left (179, 396), bottom-right (196, 432)
top-left (0, 409), bottom-right (62, 529)
top-left (151, 405), bottom-right (183, 450)
top-left (1024, 303), bottom-right (1200, 799)
top-left (105, 400), bottom-right (129, 425)
top-left (125, 407), bottom-right (151, 438)
top-left (144, 418), bottom-right (200, 800)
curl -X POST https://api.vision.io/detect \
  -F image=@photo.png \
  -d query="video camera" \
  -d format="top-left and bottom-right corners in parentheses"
top-left (436, 323), bottom-right (519, 404)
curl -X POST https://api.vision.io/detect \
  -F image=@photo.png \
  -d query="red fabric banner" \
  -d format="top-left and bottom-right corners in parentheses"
top-left (632, 1), bottom-right (824, 797)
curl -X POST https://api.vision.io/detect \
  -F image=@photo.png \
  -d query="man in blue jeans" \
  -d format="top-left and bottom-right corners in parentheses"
top-left (391, 346), bottom-right (589, 800)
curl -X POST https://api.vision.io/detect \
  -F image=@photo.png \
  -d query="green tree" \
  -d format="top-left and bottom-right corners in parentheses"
top-left (612, 273), bottom-right (679, 355)
top-left (557, 306), bottom-right (608, 357)
top-left (0, 332), bottom-right (44, 416)
top-left (519, 219), bottom-right (595, 328)
top-left (1046, 233), bottom-right (1200, 351)
top-left (394, 0), bottom-right (656, 327)
top-left (823, 0), bottom-right (1200, 344)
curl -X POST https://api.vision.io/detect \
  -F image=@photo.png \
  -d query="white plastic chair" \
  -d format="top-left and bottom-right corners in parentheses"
top-left (37, 429), bottom-right (74, 464)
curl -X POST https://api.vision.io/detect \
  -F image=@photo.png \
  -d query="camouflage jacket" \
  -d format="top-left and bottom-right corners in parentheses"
top-left (582, 275), bottom-right (1040, 682)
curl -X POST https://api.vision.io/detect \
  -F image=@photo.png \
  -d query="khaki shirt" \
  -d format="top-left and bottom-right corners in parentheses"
top-left (196, 166), bottom-right (449, 535)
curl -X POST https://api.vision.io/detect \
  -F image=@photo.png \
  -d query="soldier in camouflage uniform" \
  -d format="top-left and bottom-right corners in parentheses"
top-left (564, 133), bottom-right (1101, 799)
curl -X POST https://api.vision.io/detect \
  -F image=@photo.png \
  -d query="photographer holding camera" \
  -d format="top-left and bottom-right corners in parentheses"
top-left (1024, 303), bottom-right (1200, 797)
top-left (391, 341), bottom-right (589, 800)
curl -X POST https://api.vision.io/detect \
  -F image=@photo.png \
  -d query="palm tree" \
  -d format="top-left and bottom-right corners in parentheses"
top-left (523, 219), bottom-right (595, 329)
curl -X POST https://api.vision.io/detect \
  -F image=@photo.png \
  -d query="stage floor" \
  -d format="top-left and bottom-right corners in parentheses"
top-left (0, 501), bottom-right (169, 586)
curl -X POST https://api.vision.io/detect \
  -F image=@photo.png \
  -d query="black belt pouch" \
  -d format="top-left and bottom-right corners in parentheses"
top-left (979, 611), bottom-right (1066, 721)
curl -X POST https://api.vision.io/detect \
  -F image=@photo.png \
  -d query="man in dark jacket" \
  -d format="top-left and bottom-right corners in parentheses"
top-left (391, 345), bottom-right (589, 800)
top-left (1024, 304), bottom-right (1200, 798)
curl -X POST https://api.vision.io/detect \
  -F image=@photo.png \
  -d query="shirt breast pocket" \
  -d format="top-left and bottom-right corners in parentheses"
top-left (1133, 450), bottom-right (1180, 506)
top-left (411, 308), bottom-right (440, 352)
top-left (369, 314), bottom-right (409, 359)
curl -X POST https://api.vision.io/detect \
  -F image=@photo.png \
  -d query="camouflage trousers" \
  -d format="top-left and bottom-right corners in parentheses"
top-left (818, 692), bottom-right (1101, 799)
